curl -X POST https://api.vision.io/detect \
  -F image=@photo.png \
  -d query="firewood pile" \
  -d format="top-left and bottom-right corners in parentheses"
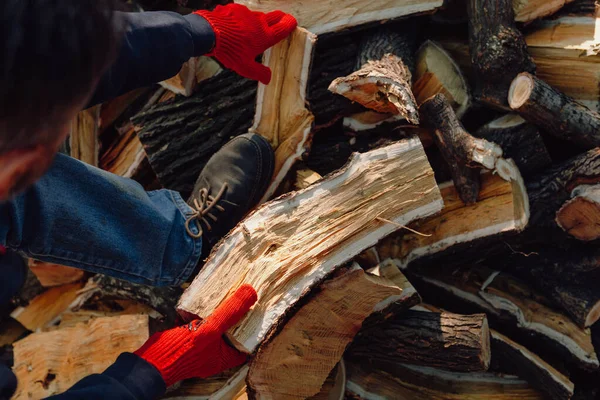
top-left (4, 0), bottom-right (600, 399)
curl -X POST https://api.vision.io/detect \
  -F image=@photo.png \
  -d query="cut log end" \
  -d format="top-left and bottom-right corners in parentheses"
top-left (586, 300), bottom-right (600, 327)
top-left (508, 73), bottom-right (535, 110)
top-left (556, 185), bottom-right (600, 241)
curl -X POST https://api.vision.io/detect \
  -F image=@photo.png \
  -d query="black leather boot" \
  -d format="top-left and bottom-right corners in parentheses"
top-left (185, 133), bottom-right (274, 263)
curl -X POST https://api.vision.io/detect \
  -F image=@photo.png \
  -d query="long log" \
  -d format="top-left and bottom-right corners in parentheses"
top-left (413, 40), bottom-right (471, 118)
top-left (345, 361), bottom-right (544, 400)
top-left (347, 310), bottom-right (491, 372)
top-left (377, 168), bottom-right (529, 268)
top-left (556, 184), bottom-right (600, 241)
top-left (474, 114), bottom-right (551, 177)
top-left (329, 27), bottom-right (419, 124)
top-left (177, 138), bottom-right (443, 354)
top-left (133, 70), bottom-right (257, 197)
top-left (420, 93), bottom-right (504, 204)
top-left (509, 72), bottom-right (600, 148)
top-left (403, 264), bottom-right (599, 371)
top-left (491, 330), bottom-right (574, 400)
top-left (12, 315), bottom-right (149, 399)
top-left (247, 264), bottom-right (418, 399)
top-left (467, 0), bottom-right (536, 109)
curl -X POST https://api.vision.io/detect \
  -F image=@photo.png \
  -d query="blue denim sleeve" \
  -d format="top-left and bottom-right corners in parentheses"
top-left (44, 353), bottom-right (166, 400)
top-left (87, 11), bottom-right (215, 106)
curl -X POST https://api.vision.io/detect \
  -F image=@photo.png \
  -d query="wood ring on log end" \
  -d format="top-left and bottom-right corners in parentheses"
top-left (508, 73), bottom-right (534, 110)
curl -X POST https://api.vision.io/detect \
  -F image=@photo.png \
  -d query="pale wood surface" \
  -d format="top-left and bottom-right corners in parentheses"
top-left (178, 138), bottom-right (442, 353)
top-left (247, 266), bottom-right (406, 399)
top-left (69, 106), bottom-right (100, 166)
top-left (28, 259), bottom-right (85, 288)
top-left (251, 27), bottom-right (317, 202)
top-left (12, 315), bottom-right (149, 400)
top-left (235, 0), bottom-right (443, 34)
top-left (160, 56), bottom-right (222, 96)
top-left (513, 0), bottom-right (576, 22)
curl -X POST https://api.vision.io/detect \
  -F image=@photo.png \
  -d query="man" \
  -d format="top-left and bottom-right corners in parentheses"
top-left (0, 0), bottom-right (296, 398)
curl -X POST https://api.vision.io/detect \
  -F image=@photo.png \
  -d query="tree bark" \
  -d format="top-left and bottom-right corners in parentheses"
top-left (474, 114), bottom-right (551, 177)
top-left (509, 72), bottom-right (600, 149)
top-left (133, 70), bottom-right (257, 197)
top-left (491, 330), bottom-right (574, 400)
top-left (420, 93), bottom-right (504, 204)
top-left (329, 27), bottom-right (419, 124)
top-left (467, 0), bottom-right (536, 109)
top-left (347, 310), bottom-right (491, 372)
top-left (177, 138), bottom-right (442, 354)
top-left (556, 184), bottom-right (600, 241)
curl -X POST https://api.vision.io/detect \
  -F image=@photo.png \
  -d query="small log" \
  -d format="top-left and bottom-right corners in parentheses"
top-left (177, 138), bottom-right (443, 353)
top-left (235, 0), bottom-right (443, 34)
top-left (404, 264), bottom-right (599, 371)
top-left (513, 0), bottom-right (576, 22)
top-left (413, 40), bottom-right (471, 118)
top-left (467, 0), bottom-right (536, 109)
top-left (556, 184), bottom-right (600, 241)
top-left (70, 274), bottom-right (182, 326)
top-left (12, 315), bottom-right (149, 399)
top-left (134, 70), bottom-right (257, 197)
top-left (474, 113), bottom-right (551, 177)
top-left (419, 93), bottom-right (504, 204)
top-left (28, 259), bottom-right (85, 287)
top-left (66, 106), bottom-right (100, 167)
top-left (247, 264), bottom-right (416, 399)
top-left (348, 310), bottom-right (491, 372)
top-left (345, 361), bottom-right (544, 400)
top-left (491, 330), bottom-right (574, 400)
top-left (377, 168), bottom-right (529, 268)
top-left (10, 282), bottom-right (85, 331)
top-left (251, 28), bottom-right (317, 202)
top-left (329, 28), bottom-right (419, 124)
top-left (160, 56), bottom-right (222, 96)
top-left (366, 259), bottom-right (420, 304)
top-left (294, 168), bottom-right (322, 190)
top-left (509, 72), bottom-right (600, 148)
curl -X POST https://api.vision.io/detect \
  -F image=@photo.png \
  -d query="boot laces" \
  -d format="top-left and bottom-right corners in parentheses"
top-left (185, 184), bottom-right (228, 239)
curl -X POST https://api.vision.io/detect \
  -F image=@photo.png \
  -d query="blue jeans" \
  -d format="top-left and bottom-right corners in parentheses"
top-left (0, 153), bottom-right (203, 287)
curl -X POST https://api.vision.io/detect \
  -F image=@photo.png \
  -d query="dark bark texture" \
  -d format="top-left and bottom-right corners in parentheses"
top-left (348, 310), bottom-right (490, 372)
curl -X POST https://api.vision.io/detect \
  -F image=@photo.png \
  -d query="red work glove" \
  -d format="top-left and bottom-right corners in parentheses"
top-left (195, 4), bottom-right (297, 84)
top-left (134, 284), bottom-right (257, 387)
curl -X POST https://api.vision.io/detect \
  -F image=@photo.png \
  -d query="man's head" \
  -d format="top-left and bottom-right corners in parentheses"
top-left (0, 0), bottom-right (120, 200)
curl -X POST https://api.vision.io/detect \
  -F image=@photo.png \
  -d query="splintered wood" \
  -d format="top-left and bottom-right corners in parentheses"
top-left (12, 315), bottom-right (149, 399)
top-left (251, 27), bottom-right (316, 202)
top-left (247, 265), bottom-right (415, 399)
top-left (378, 169), bottom-right (529, 268)
top-left (178, 138), bottom-right (442, 353)
top-left (234, 0), bottom-right (444, 34)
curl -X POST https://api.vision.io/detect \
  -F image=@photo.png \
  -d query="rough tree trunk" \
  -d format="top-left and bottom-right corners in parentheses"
top-left (509, 72), bottom-right (600, 149)
top-left (347, 310), bottom-right (491, 372)
top-left (467, 0), bottom-right (536, 109)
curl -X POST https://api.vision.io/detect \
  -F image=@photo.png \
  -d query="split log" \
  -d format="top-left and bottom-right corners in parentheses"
top-left (294, 168), bottom-right (322, 190)
top-left (235, 0), bottom-right (443, 35)
top-left (251, 28), bottom-right (317, 202)
top-left (491, 330), bottom-right (574, 400)
top-left (12, 315), bottom-right (149, 399)
top-left (377, 168), bottom-right (529, 268)
top-left (513, 0), bottom-right (576, 22)
top-left (134, 70), bottom-right (257, 196)
top-left (100, 125), bottom-right (149, 179)
top-left (345, 361), bottom-right (544, 400)
top-left (467, 0), bottom-right (536, 109)
top-left (66, 106), bottom-right (100, 166)
top-left (99, 87), bottom-right (151, 134)
top-left (329, 27), bottom-right (419, 124)
top-left (160, 56), bottom-right (222, 96)
top-left (556, 184), bottom-right (600, 241)
top-left (366, 259), bottom-right (420, 305)
top-left (404, 264), bottom-right (599, 370)
top-left (177, 138), bottom-right (443, 353)
top-left (509, 72), bottom-right (600, 148)
top-left (347, 310), bottom-right (491, 372)
top-left (247, 264), bottom-right (417, 399)
top-left (70, 274), bottom-right (182, 326)
top-left (28, 259), bottom-right (85, 287)
top-left (474, 114), bottom-right (551, 177)
top-left (10, 282), bottom-right (85, 331)
top-left (420, 93), bottom-right (504, 204)
top-left (413, 40), bottom-right (471, 118)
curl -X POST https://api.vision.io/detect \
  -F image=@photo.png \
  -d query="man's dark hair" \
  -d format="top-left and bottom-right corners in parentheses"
top-left (0, 0), bottom-right (121, 151)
